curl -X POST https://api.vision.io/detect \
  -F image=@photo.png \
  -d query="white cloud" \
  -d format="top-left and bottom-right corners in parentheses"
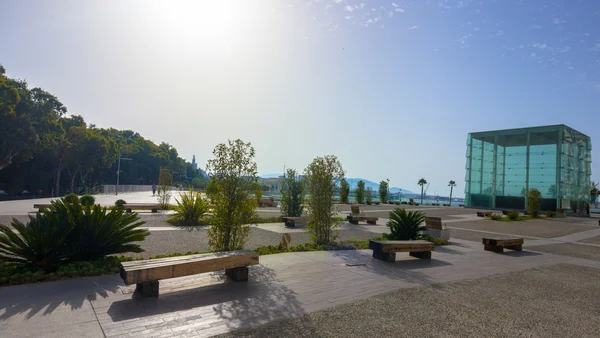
top-left (553, 18), bottom-right (565, 25)
top-left (558, 46), bottom-right (570, 53)
top-left (409, 25), bottom-right (419, 30)
top-left (532, 43), bottom-right (547, 49)
top-left (333, 0), bottom-right (343, 3)
top-left (530, 24), bottom-right (542, 29)
top-left (345, 5), bottom-right (354, 12)
top-left (391, 2), bottom-right (398, 7)
top-left (395, 8), bottom-right (405, 12)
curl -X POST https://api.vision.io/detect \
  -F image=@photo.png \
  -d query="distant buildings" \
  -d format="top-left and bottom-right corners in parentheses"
top-left (464, 125), bottom-right (591, 210)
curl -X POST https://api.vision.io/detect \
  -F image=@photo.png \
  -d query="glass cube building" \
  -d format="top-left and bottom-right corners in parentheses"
top-left (465, 125), bottom-right (591, 210)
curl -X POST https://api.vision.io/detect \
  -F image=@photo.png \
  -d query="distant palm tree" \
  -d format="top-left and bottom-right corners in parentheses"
top-left (418, 178), bottom-right (427, 204)
top-left (448, 180), bottom-right (457, 206)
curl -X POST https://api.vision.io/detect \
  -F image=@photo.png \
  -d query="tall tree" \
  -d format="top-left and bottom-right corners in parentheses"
top-left (355, 180), bottom-right (365, 204)
top-left (280, 168), bottom-right (304, 217)
top-left (340, 178), bottom-right (350, 204)
top-left (418, 178), bottom-right (427, 204)
top-left (304, 155), bottom-right (345, 245)
top-left (206, 139), bottom-right (257, 251)
top-left (448, 180), bottom-right (457, 206)
top-left (379, 179), bottom-right (389, 203)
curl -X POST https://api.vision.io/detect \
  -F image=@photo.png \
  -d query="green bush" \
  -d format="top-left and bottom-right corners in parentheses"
top-left (251, 216), bottom-right (284, 224)
top-left (421, 235), bottom-right (450, 246)
top-left (490, 213), bottom-right (503, 221)
top-left (546, 210), bottom-right (557, 218)
top-left (63, 193), bottom-right (79, 204)
top-left (383, 208), bottom-right (426, 241)
top-left (401, 201), bottom-right (408, 205)
top-left (507, 211), bottom-right (520, 221)
top-left (115, 199), bottom-right (127, 208)
top-left (526, 188), bottom-right (541, 218)
top-left (280, 169), bottom-right (304, 217)
top-left (0, 197), bottom-right (149, 272)
top-left (79, 194), bottom-right (95, 206)
top-left (168, 190), bottom-right (209, 226)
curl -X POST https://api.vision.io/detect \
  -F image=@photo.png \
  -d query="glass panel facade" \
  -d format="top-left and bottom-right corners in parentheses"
top-left (464, 125), bottom-right (591, 210)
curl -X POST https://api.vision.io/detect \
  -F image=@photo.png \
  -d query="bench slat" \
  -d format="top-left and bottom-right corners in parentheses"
top-left (369, 240), bottom-right (434, 253)
top-left (120, 250), bottom-right (258, 285)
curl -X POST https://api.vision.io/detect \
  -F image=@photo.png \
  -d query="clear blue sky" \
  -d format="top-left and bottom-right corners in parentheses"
top-left (1, 0), bottom-right (599, 197)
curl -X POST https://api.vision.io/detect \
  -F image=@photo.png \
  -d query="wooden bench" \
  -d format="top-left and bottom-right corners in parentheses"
top-left (425, 216), bottom-right (442, 230)
top-left (283, 216), bottom-right (309, 227)
top-left (347, 215), bottom-right (378, 225)
top-left (33, 203), bottom-right (52, 211)
top-left (120, 250), bottom-right (259, 297)
top-left (351, 205), bottom-right (361, 214)
top-left (482, 237), bottom-right (523, 253)
top-left (369, 240), bottom-right (434, 262)
top-left (123, 203), bottom-right (160, 213)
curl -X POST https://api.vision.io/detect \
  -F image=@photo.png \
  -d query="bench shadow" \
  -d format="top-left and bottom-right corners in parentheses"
top-left (327, 249), bottom-right (452, 286)
top-left (497, 250), bottom-right (542, 257)
top-left (106, 265), bottom-right (305, 331)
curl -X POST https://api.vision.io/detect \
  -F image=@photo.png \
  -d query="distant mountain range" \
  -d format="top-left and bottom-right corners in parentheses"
top-left (258, 174), bottom-right (415, 195)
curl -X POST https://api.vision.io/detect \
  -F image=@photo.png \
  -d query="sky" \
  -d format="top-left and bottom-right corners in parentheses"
top-left (1, 0), bottom-right (600, 197)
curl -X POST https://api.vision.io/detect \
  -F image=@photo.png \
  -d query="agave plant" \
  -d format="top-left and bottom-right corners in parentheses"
top-left (0, 197), bottom-right (149, 271)
top-left (383, 208), bottom-right (427, 241)
top-left (168, 190), bottom-right (209, 226)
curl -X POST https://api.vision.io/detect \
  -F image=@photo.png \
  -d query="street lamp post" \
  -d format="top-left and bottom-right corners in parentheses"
top-left (115, 152), bottom-right (132, 195)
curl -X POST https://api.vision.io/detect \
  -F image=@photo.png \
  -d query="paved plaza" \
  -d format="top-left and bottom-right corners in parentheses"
top-left (1, 193), bottom-right (600, 337)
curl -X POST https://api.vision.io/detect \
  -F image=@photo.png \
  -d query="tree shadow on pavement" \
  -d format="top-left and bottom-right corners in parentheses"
top-left (0, 274), bottom-right (123, 321)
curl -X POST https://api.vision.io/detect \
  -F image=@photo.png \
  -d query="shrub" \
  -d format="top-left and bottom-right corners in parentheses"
top-left (79, 194), bottom-right (95, 206)
top-left (168, 190), bottom-right (209, 226)
top-left (507, 211), bottom-right (520, 221)
top-left (340, 178), bottom-right (350, 204)
top-left (63, 193), bottom-right (79, 204)
top-left (0, 197), bottom-right (149, 272)
top-left (421, 235), bottom-right (450, 246)
top-left (383, 208), bottom-right (427, 241)
top-left (115, 199), bottom-right (127, 209)
top-left (490, 213), bottom-right (503, 221)
top-left (280, 169), bottom-right (304, 217)
top-left (401, 201), bottom-right (408, 205)
top-left (366, 186), bottom-right (374, 204)
top-left (251, 216), bottom-right (284, 224)
top-left (546, 210), bottom-right (557, 218)
top-left (526, 188), bottom-right (541, 218)
top-left (157, 168), bottom-right (172, 210)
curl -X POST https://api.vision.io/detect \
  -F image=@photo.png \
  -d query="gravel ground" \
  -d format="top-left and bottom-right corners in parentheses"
top-left (217, 264), bottom-right (600, 338)
top-left (448, 218), bottom-right (591, 238)
top-left (529, 243), bottom-right (600, 261)
top-left (580, 235), bottom-right (600, 245)
top-left (448, 228), bottom-right (537, 243)
top-left (131, 227), bottom-right (378, 259)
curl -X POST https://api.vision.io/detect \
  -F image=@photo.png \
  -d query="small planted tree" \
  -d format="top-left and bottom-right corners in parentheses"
top-left (206, 139), bottom-right (257, 251)
top-left (366, 187), bottom-right (374, 204)
top-left (304, 155), bottom-right (345, 245)
top-left (157, 168), bottom-right (172, 210)
top-left (526, 188), bottom-right (541, 218)
top-left (280, 168), bottom-right (304, 217)
top-left (355, 180), bottom-right (365, 204)
top-left (340, 178), bottom-right (350, 204)
top-left (379, 179), bottom-right (389, 203)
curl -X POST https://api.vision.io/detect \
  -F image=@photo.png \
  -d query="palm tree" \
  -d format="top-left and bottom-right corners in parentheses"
top-left (418, 178), bottom-right (427, 204)
top-left (448, 180), bottom-right (457, 206)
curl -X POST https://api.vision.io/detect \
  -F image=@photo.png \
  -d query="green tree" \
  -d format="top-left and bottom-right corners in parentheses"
top-left (157, 168), bottom-right (172, 209)
top-left (448, 180), bottom-right (457, 206)
top-left (418, 178), bottom-right (427, 204)
top-left (206, 139), bottom-right (257, 251)
top-left (383, 208), bottom-right (427, 240)
top-left (340, 178), bottom-right (350, 204)
top-left (304, 155), bottom-right (345, 245)
top-left (366, 186), bottom-right (373, 203)
top-left (355, 180), bottom-right (365, 204)
top-left (379, 179), bottom-right (389, 203)
top-left (280, 168), bottom-right (304, 217)
top-left (526, 188), bottom-right (542, 218)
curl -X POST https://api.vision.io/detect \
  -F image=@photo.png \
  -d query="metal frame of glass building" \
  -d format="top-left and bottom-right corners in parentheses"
top-left (465, 125), bottom-right (591, 210)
